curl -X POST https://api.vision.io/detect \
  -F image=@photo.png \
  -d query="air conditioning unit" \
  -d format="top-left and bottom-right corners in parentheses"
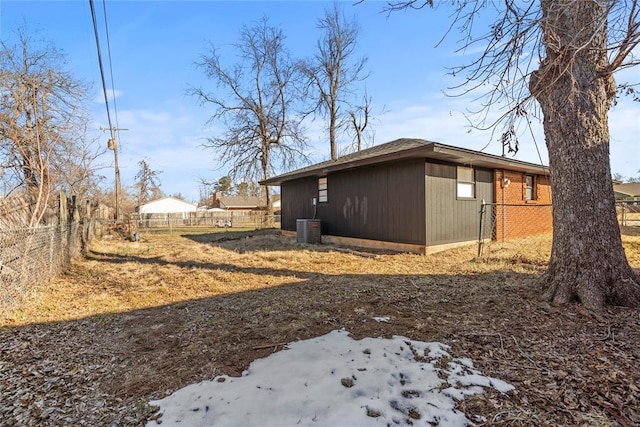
top-left (296, 219), bottom-right (321, 244)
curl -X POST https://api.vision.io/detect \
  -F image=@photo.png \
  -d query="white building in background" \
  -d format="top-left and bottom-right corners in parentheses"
top-left (137, 197), bottom-right (197, 218)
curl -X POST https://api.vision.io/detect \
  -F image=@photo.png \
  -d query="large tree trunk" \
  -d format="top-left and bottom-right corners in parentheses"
top-left (329, 107), bottom-right (337, 160)
top-left (531, 0), bottom-right (640, 310)
top-left (262, 139), bottom-right (273, 216)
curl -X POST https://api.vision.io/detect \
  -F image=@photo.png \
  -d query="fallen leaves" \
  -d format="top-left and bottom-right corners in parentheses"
top-left (1, 230), bottom-right (638, 426)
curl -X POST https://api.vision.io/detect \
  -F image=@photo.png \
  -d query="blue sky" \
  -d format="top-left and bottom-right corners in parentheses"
top-left (2, 1), bottom-right (638, 203)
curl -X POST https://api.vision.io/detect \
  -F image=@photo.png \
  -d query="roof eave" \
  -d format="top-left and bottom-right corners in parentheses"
top-left (260, 144), bottom-right (435, 186)
top-left (260, 141), bottom-right (548, 186)
top-left (430, 144), bottom-right (548, 175)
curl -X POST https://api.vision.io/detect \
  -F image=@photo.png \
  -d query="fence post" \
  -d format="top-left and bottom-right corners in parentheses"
top-left (477, 200), bottom-right (486, 258)
top-left (49, 227), bottom-right (53, 274)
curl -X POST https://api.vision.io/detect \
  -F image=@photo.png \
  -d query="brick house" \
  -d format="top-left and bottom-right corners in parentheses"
top-left (493, 170), bottom-right (553, 241)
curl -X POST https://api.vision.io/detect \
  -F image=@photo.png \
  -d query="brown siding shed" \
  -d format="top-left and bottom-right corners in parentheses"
top-left (262, 139), bottom-right (550, 253)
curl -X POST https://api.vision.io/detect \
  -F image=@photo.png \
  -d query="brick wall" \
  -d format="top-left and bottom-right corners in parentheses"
top-left (493, 170), bottom-right (553, 241)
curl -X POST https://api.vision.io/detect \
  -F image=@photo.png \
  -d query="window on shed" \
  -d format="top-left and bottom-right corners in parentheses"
top-left (318, 177), bottom-right (328, 203)
top-left (457, 166), bottom-right (475, 198)
top-left (525, 174), bottom-right (535, 200)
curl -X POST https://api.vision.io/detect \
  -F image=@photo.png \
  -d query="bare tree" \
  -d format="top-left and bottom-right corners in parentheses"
top-left (386, 0), bottom-right (640, 310)
top-left (301, 4), bottom-right (369, 160)
top-left (56, 121), bottom-right (108, 202)
top-left (347, 92), bottom-right (373, 153)
top-left (190, 17), bottom-right (307, 214)
top-left (134, 160), bottom-right (162, 206)
top-left (99, 184), bottom-right (136, 216)
top-left (0, 28), bottom-right (89, 226)
top-left (198, 183), bottom-right (213, 208)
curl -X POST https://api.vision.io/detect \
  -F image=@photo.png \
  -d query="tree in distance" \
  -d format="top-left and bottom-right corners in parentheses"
top-left (134, 160), bottom-right (162, 206)
top-left (300, 4), bottom-right (369, 160)
top-left (190, 17), bottom-right (308, 214)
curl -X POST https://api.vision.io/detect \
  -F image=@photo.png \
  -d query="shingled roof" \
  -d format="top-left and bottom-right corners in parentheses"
top-left (614, 183), bottom-right (640, 197)
top-left (218, 196), bottom-right (263, 209)
top-left (260, 138), bottom-right (548, 186)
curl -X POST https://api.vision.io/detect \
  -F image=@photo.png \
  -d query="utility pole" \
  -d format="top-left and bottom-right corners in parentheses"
top-left (101, 127), bottom-right (128, 220)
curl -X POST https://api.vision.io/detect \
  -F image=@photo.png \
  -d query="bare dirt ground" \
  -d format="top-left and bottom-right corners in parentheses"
top-left (1, 228), bottom-right (639, 426)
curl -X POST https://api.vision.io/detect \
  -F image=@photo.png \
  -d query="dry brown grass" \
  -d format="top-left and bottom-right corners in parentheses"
top-left (6, 229), bottom-right (558, 325)
top-left (1, 228), bottom-right (639, 426)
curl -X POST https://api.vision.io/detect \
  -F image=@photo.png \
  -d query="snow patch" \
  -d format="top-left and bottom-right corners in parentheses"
top-left (147, 329), bottom-right (514, 427)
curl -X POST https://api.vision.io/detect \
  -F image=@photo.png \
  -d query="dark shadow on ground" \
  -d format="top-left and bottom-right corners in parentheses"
top-left (181, 229), bottom-right (406, 255)
top-left (2, 236), bottom-right (639, 427)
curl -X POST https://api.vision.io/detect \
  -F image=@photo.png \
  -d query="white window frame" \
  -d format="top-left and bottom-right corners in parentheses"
top-left (456, 166), bottom-right (475, 199)
top-left (318, 177), bottom-right (328, 203)
top-left (525, 174), bottom-right (535, 201)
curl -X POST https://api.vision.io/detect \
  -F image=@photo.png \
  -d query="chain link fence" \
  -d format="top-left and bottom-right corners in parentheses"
top-left (123, 212), bottom-right (281, 234)
top-left (0, 193), bottom-right (287, 315)
top-left (617, 200), bottom-right (640, 227)
top-left (477, 202), bottom-right (640, 264)
top-left (477, 203), bottom-right (553, 264)
top-left (0, 222), bottom-right (82, 314)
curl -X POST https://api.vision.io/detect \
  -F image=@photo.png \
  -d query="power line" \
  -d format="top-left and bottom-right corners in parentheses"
top-left (88, 0), bottom-right (114, 141)
top-left (89, 0), bottom-right (125, 219)
top-left (101, 0), bottom-right (122, 145)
